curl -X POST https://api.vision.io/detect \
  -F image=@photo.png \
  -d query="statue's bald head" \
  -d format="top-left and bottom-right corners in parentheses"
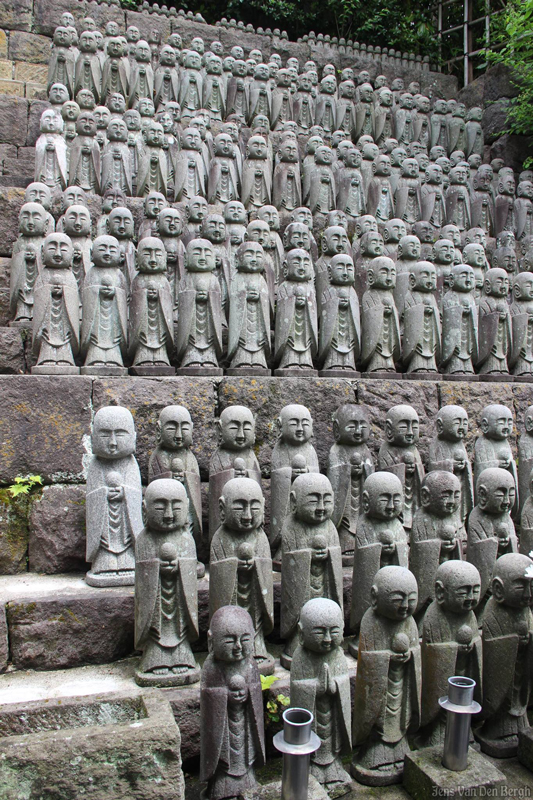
top-left (92, 406), bottom-right (136, 460)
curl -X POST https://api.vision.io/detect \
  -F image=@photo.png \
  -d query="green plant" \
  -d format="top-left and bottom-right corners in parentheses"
top-left (7, 475), bottom-right (43, 498)
top-left (260, 674), bottom-right (290, 726)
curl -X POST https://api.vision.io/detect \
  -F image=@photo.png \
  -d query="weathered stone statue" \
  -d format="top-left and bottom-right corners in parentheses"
top-left (465, 106), bottom-right (484, 157)
top-left (428, 406), bottom-right (473, 526)
top-left (209, 477), bottom-right (274, 676)
top-left (207, 133), bottom-right (239, 206)
top-left (515, 180), bottom-right (533, 241)
top-left (280, 473), bottom-right (343, 669)
top-left (61, 203), bottom-right (92, 290)
top-left (35, 109), bottom-right (68, 190)
top-left (128, 39), bottom-right (154, 108)
top-left (382, 219), bottom-right (407, 262)
top-left (421, 163), bottom-right (447, 230)
top-left (471, 165), bottom-right (495, 235)
top-left (474, 404), bottom-right (518, 512)
top-left (68, 111), bottom-right (101, 194)
top-left (518, 406), bottom-right (533, 523)
top-left (32, 232), bottom-right (80, 375)
top-left (100, 117), bottom-right (132, 196)
top-left (291, 598), bottom-right (352, 794)
top-left (477, 268), bottom-right (512, 378)
top-left (203, 55), bottom-right (226, 124)
top-left (462, 242), bottom-right (487, 302)
top-left (445, 164), bottom-right (472, 231)
top-left (156, 207), bottom-right (186, 310)
top-left (200, 606), bottom-right (265, 800)
top-left (393, 234), bottom-right (421, 313)
top-left (351, 566), bottom-right (421, 785)
top-left (394, 158), bottom-right (422, 225)
top-left (410, 471), bottom-right (464, 623)
top-left (48, 26), bottom-right (75, 97)
top-left (509, 272), bottom-right (533, 380)
top-left (318, 254), bottom-right (361, 377)
top-left (328, 404), bottom-right (374, 566)
top-left (402, 260), bottom-right (441, 376)
top-left (467, 467), bottom-right (518, 613)
top-left (274, 248), bottom-right (318, 376)
top-left (418, 560), bottom-right (482, 747)
top-left (176, 238), bottom-right (223, 376)
top-left (227, 242), bottom-right (271, 375)
top-left (138, 191), bottom-right (168, 241)
top-left (174, 127), bottom-right (207, 202)
top-left (241, 135), bottom-right (272, 212)
top-left (106, 206), bottom-right (136, 294)
top-left (209, 406), bottom-right (261, 541)
top-left (360, 256), bottom-right (401, 375)
top-left (367, 154), bottom-right (395, 223)
top-left (336, 144), bottom-right (366, 221)
top-left (256, 205), bottom-right (283, 285)
top-left (430, 98), bottom-right (449, 151)
top-left (137, 122), bottom-right (168, 198)
top-left (86, 406), bottom-right (143, 587)
top-left (306, 145), bottom-right (336, 217)
top-left (81, 234), bottom-right (128, 375)
top-left (128, 237), bottom-right (174, 375)
top-left (475, 553), bottom-right (533, 756)
top-left (373, 87), bottom-right (394, 147)
top-left (273, 138), bottom-right (302, 215)
top-left (154, 45), bottom-right (180, 110)
top-left (74, 30), bottom-right (102, 102)
top-left (9, 203), bottom-right (48, 325)
top-left (379, 405), bottom-right (425, 531)
top-left (441, 264), bottom-right (479, 377)
top-left (134, 479), bottom-right (200, 686)
top-left (393, 92), bottom-right (415, 146)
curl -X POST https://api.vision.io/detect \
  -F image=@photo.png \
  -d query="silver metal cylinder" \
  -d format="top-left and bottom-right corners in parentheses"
top-left (439, 676), bottom-right (481, 772)
top-left (273, 708), bottom-right (321, 800)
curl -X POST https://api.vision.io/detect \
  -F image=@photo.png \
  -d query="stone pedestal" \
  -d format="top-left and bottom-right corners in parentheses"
top-left (403, 746), bottom-right (506, 800)
top-left (518, 728), bottom-right (533, 772)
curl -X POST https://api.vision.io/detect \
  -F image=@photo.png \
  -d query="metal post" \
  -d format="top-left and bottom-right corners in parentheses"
top-left (439, 676), bottom-right (481, 771)
top-left (273, 708), bottom-right (321, 800)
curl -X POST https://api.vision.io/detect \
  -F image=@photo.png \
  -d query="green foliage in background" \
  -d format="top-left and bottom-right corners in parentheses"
top-left (8, 475), bottom-right (43, 499)
top-left (487, 0), bottom-right (533, 153)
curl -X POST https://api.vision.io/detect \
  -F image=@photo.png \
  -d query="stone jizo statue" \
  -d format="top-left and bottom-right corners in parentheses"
top-left (379, 405), bottom-right (424, 531)
top-left (441, 264), bottom-right (478, 377)
top-left (360, 256), bottom-right (401, 375)
top-left (401, 260), bottom-right (441, 377)
top-left (227, 242), bottom-right (271, 375)
top-left (474, 404), bottom-right (518, 513)
top-left (274, 249), bottom-right (318, 376)
top-left (428, 405), bottom-right (473, 526)
top-left (10, 203), bottom-right (49, 325)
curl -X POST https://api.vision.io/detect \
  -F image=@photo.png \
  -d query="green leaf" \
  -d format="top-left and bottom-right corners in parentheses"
top-left (260, 674), bottom-right (280, 691)
top-left (8, 484), bottom-right (30, 497)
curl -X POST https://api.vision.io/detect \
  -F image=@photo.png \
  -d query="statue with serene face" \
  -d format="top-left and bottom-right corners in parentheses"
top-left (441, 264), bottom-right (479, 376)
top-left (227, 242), bottom-right (270, 375)
top-left (61, 203), bottom-right (92, 290)
top-left (474, 404), bottom-right (518, 512)
top-left (360, 257), bottom-right (401, 375)
top-left (210, 477), bottom-right (274, 676)
top-left (207, 133), bottom-right (239, 206)
top-left (290, 599), bottom-right (352, 794)
top-left (101, 117), bottom-right (132, 196)
top-left (318, 253), bottom-right (361, 377)
top-left (10, 203), bottom-right (49, 325)
top-left (200, 607), bottom-right (265, 800)
top-left (86, 406), bottom-right (143, 587)
top-left (475, 553), bottom-right (533, 757)
top-left (379, 405), bottom-right (425, 531)
top-left (134, 479), bottom-right (200, 686)
top-left (477, 268), bottom-right (512, 377)
top-left (510, 272), bottom-right (533, 379)
top-left (274, 249), bottom-right (318, 376)
top-left (69, 111), bottom-right (101, 194)
top-left (428, 406), bottom-right (473, 526)
top-left (418, 560), bottom-right (482, 748)
top-left (280, 473), bottom-right (343, 669)
top-left (401, 261), bottom-right (441, 376)
top-left (35, 109), bottom-right (68, 190)
top-left (242, 136), bottom-right (272, 212)
top-left (32, 232), bottom-right (80, 375)
top-left (351, 566), bottom-right (421, 786)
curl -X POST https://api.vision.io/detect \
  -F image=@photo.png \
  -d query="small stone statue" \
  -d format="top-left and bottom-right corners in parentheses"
top-left (474, 404), bottom-right (518, 510)
top-left (209, 406), bottom-right (261, 541)
top-left (203, 55), bottom-right (226, 124)
top-left (86, 406), bottom-right (143, 587)
top-left (280, 473), bottom-right (343, 669)
top-left (210, 477), bottom-right (274, 676)
top-left (441, 264), bottom-right (479, 377)
top-left (154, 45), bottom-right (180, 110)
top-left (128, 237), bottom-right (174, 375)
top-left (74, 30), bottom-right (102, 102)
top-left (241, 135), bottom-right (272, 212)
top-left (68, 111), bottom-right (101, 194)
top-left (462, 243), bottom-right (487, 302)
top-left (128, 39), bottom-right (154, 108)
top-left (402, 261), bottom-right (441, 376)
top-left (227, 242), bottom-right (271, 375)
top-left (56, 185), bottom-right (88, 232)
top-left (81, 234), bottom-right (128, 375)
top-left (467, 467), bottom-right (518, 611)
top-left (274, 248), bottom-right (318, 376)
top-left (24, 182), bottom-right (55, 233)
top-left (394, 158), bottom-right (422, 225)
top-left (207, 133), bottom-right (239, 205)
top-left (418, 560), bottom-right (482, 747)
top-left (137, 122), bottom-right (168, 198)
top-left (382, 218), bottom-right (407, 262)
top-left (410, 471), bottom-right (464, 621)
top-left (318, 254), bottom-right (361, 377)
top-left (336, 144), bottom-right (366, 221)
top-left (518, 406), bottom-right (533, 522)
top-left (477, 268), bottom-right (512, 378)
top-left (350, 472), bottom-right (408, 638)
top-left (35, 110), bottom-right (68, 190)
top-left (326, 404), bottom-right (374, 568)
top-left (48, 26), bottom-right (75, 97)
top-left (138, 191), bottom-right (168, 241)
top-left (61, 203), bottom-right (92, 290)
top-left (428, 406), bottom-right (473, 526)
top-left (100, 117), bottom-right (132, 196)
top-left (471, 165), bottom-right (495, 235)
top-left (379, 405), bottom-right (425, 531)
top-left (367, 154), bottom-right (395, 223)
top-left (515, 180), bottom-right (533, 240)
top-left (156, 207), bottom-right (186, 310)
top-left (421, 163), bottom-right (447, 230)
top-left (174, 127), bottom-right (207, 202)
top-left (394, 234), bottom-right (421, 313)
top-left (176, 238), bottom-right (223, 376)
top-left (510, 273), bottom-right (533, 379)
top-left (134, 479), bottom-right (200, 686)
top-left (351, 566), bottom-right (421, 786)
top-left (106, 206), bottom-right (136, 294)
top-left (360, 256), bottom-right (401, 375)
top-left (200, 606), bottom-right (265, 800)
top-left (475, 553), bottom-right (533, 757)
top-left (291, 598), bottom-right (352, 794)
top-left (307, 145), bottom-right (336, 217)
top-left (32, 233), bottom-right (80, 375)
top-left (315, 75), bottom-right (337, 135)
top-left (445, 164), bottom-right (471, 231)
top-left (10, 202), bottom-right (49, 325)
top-left (466, 106), bottom-right (484, 157)
top-left (273, 138), bottom-right (302, 215)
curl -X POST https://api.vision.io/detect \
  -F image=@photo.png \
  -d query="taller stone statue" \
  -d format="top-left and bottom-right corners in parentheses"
top-left (379, 405), bottom-right (424, 530)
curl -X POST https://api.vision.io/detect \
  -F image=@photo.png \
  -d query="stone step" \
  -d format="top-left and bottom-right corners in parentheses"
top-left (0, 571), bottom-right (354, 673)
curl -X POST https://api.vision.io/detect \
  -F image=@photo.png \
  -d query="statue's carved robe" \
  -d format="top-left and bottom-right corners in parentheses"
top-left (274, 279), bottom-right (318, 370)
top-left (179, 69), bottom-right (204, 112)
top-left (32, 267), bottom-right (80, 367)
top-left (394, 108), bottom-right (414, 145)
top-left (241, 158), bottom-right (272, 210)
top-left (134, 525), bottom-right (199, 673)
top-left (318, 284), bottom-right (360, 372)
top-left (441, 289), bottom-right (478, 374)
top-left (495, 194), bottom-right (516, 237)
top-left (176, 272), bottom-right (223, 369)
top-left (128, 61), bottom-right (154, 107)
top-left (74, 52), bottom-right (102, 101)
top-left (10, 236), bottom-right (44, 322)
top-left (514, 197), bottom-right (533, 241)
top-left (421, 184), bottom-right (447, 229)
top-left (273, 161), bottom-right (302, 213)
top-left (69, 135), bottom-right (101, 194)
top-left (328, 443), bottom-right (374, 562)
top-left (447, 116), bottom-right (467, 155)
top-left (352, 609), bottom-right (421, 770)
top-left (225, 76), bottom-right (248, 121)
top-left (354, 101), bottom-right (374, 141)
top-left (367, 177), bottom-right (395, 223)
top-left (208, 157), bottom-right (239, 205)
top-left (101, 140), bottom-right (132, 196)
top-left (154, 65), bottom-right (179, 110)
top-left (293, 91), bottom-right (315, 131)
top-left (410, 510), bottom-right (464, 613)
top-left (270, 441), bottom-right (320, 550)
top-left (373, 106), bottom-right (393, 147)
top-left (200, 654), bottom-right (265, 800)
top-left (467, 508), bottom-right (517, 600)
top-left (271, 87), bottom-right (293, 129)
top-left (360, 288), bottom-right (401, 373)
top-left (446, 185), bottom-right (471, 231)
top-left (477, 295), bottom-right (512, 374)
top-left (48, 47), bottom-right (75, 96)
top-left (86, 453), bottom-right (143, 574)
top-left (228, 272), bottom-right (271, 371)
top-left (314, 94), bottom-right (336, 134)
top-left (428, 437), bottom-right (473, 524)
top-left (350, 516), bottom-right (408, 631)
top-left (208, 449), bottom-right (261, 541)
top-left (510, 298), bottom-right (533, 377)
top-left (395, 179), bottom-right (422, 225)
top-left (466, 120), bottom-right (483, 157)
top-left (128, 274), bottom-right (174, 366)
top-left (203, 75), bottom-right (226, 123)
top-left (420, 601), bottom-right (482, 746)
top-left (210, 525), bottom-right (274, 663)
top-left (430, 112), bottom-right (448, 150)
top-left (336, 97), bottom-right (356, 136)
top-left (379, 443), bottom-right (425, 531)
top-left (81, 266), bottom-right (128, 368)
top-left (291, 645), bottom-right (352, 784)
top-left (247, 82), bottom-right (271, 125)
top-left (413, 111), bottom-right (430, 148)
top-left (35, 133), bottom-right (68, 190)
top-left (336, 166), bottom-right (366, 218)
top-left (402, 290), bottom-right (441, 373)
top-left (101, 56), bottom-right (130, 102)
top-left (470, 190), bottom-right (495, 235)
top-left (518, 433), bottom-right (533, 521)
top-left (136, 144), bottom-right (168, 197)
top-left (307, 165), bottom-right (336, 215)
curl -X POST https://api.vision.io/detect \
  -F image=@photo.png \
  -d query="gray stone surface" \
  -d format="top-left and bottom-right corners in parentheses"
top-left (0, 0), bottom-right (32, 31)
top-left (29, 484), bottom-right (86, 574)
top-left (0, 604), bottom-right (7, 671)
top-left (403, 746), bottom-right (505, 800)
top-left (8, 32), bottom-right (51, 64)
top-left (483, 98), bottom-right (511, 144)
top-left (0, 187), bottom-right (25, 256)
top-left (27, 99), bottom-right (50, 147)
top-left (0, 328), bottom-right (25, 373)
top-left (0, 487), bottom-right (29, 574)
top-left (0, 98), bottom-right (28, 148)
